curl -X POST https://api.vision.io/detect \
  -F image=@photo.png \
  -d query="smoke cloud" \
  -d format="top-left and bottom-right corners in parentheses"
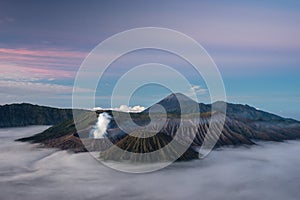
top-left (92, 105), bottom-right (145, 113)
top-left (90, 112), bottom-right (111, 139)
top-left (89, 105), bottom-right (145, 139)
top-left (1, 126), bottom-right (300, 200)
top-left (117, 105), bottom-right (145, 112)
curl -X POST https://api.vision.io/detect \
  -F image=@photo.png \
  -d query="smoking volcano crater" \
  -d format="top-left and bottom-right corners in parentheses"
top-left (17, 93), bottom-right (300, 162)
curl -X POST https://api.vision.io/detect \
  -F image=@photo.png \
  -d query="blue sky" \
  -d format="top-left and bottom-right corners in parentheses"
top-left (0, 0), bottom-right (299, 119)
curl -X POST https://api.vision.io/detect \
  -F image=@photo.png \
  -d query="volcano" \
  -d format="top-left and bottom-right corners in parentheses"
top-left (17, 93), bottom-right (300, 162)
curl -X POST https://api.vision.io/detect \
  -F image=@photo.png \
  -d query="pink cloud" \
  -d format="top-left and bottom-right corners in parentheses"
top-left (0, 63), bottom-right (73, 81)
top-left (0, 47), bottom-right (88, 80)
top-left (0, 48), bottom-right (87, 58)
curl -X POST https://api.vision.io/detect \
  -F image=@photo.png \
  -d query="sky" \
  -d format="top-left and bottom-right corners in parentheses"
top-left (0, 0), bottom-right (300, 119)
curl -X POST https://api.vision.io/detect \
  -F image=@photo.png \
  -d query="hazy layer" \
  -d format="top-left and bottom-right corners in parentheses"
top-left (1, 126), bottom-right (300, 200)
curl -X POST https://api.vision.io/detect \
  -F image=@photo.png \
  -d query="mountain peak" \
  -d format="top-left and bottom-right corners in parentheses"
top-left (144, 92), bottom-right (200, 114)
top-left (161, 92), bottom-right (197, 103)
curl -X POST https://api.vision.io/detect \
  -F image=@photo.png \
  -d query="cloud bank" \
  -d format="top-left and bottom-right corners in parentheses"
top-left (1, 126), bottom-right (300, 200)
top-left (92, 105), bottom-right (145, 113)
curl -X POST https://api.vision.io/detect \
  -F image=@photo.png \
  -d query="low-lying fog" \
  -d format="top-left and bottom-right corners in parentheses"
top-left (1, 126), bottom-right (300, 200)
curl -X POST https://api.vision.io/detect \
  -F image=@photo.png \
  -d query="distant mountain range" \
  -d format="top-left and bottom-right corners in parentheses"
top-left (0, 103), bottom-right (76, 128)
top-left (9, 93), bottom-right (300, 162)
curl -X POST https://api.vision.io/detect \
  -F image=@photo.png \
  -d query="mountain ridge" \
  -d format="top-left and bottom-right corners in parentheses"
top-left (10, 93), bottom-right (300, 162)
top-left (0, 103), bottom-right (85, 128)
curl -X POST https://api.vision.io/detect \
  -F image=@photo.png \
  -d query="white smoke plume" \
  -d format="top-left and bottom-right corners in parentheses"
top-left (89, 105), bottom-right (145, 139)
top-left (90, 112), bottom-right (111, 139)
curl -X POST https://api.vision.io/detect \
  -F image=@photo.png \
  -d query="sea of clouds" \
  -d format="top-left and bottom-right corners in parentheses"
top-left (1, 126), bottom-right (300, 200)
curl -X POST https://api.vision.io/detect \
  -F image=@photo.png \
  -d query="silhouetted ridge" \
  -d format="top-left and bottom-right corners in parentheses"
top-left (0, 103), bottom-right (86, 128)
